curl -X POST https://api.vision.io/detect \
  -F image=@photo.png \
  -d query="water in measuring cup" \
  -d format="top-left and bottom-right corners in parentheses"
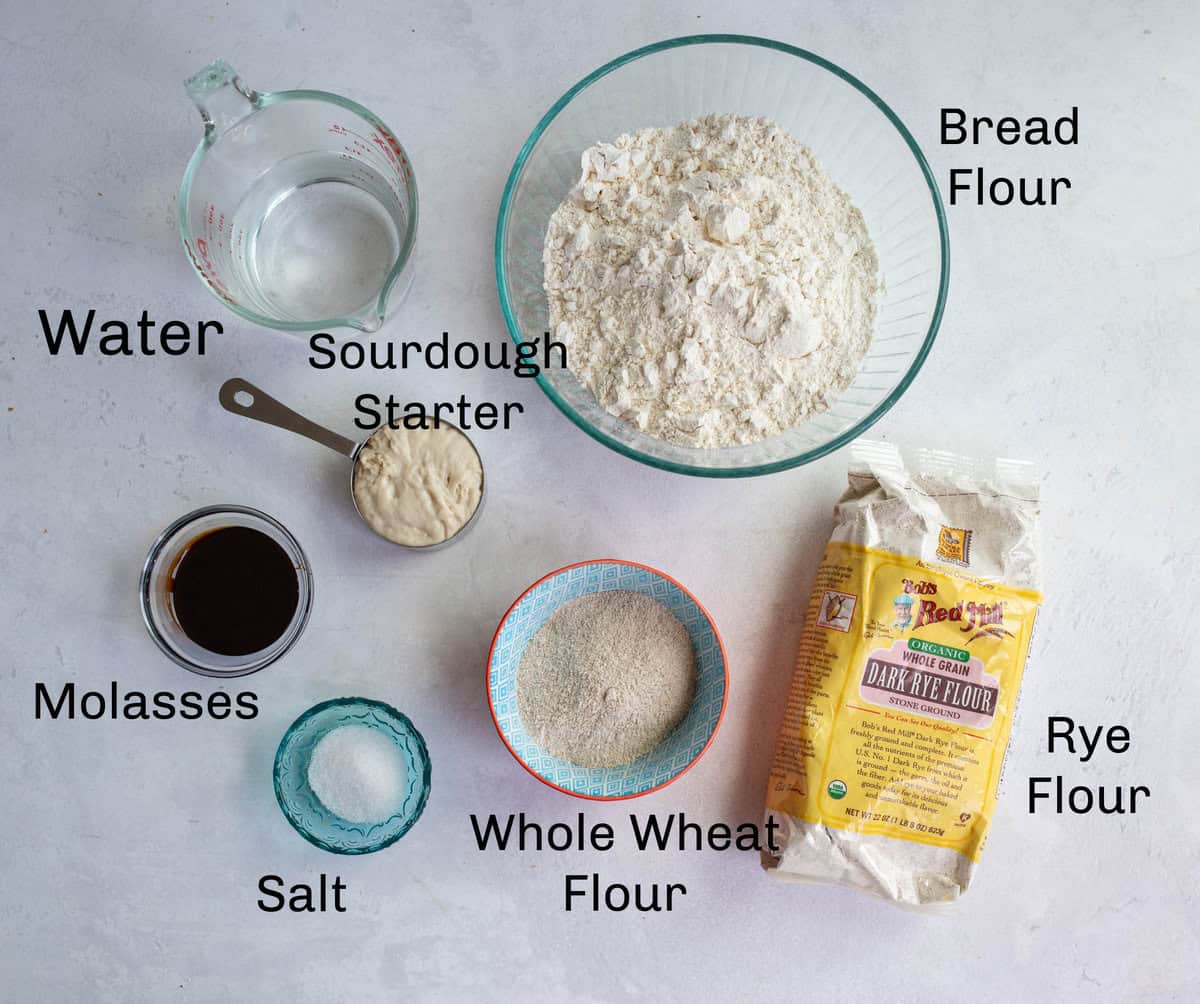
top-left (230, 152), bottom-right (406, 324)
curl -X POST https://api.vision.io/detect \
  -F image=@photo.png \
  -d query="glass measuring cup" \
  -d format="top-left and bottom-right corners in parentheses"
top-left (179, 60), bottom-right (418, 333)
top-left (217, 378), bottom-right (485, 550)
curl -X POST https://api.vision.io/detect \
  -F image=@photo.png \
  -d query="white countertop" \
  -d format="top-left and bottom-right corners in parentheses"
top-left (2, 0), bottom-right (1198, 1000)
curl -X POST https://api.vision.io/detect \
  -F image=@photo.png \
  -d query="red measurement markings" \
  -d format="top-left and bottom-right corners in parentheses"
top-left (187, 216), bottom-right (236, 305)
top-left (329, 121), bottom-right (407, 183)
top-left (372, 129), bottom-right (401, 168)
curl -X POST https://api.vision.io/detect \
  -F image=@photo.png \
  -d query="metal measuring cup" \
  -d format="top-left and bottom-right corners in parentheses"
top-left (218, 378), bottom-right (484, 551)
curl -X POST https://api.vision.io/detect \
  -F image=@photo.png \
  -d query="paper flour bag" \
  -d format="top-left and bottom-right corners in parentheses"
top-left (763, 441), bottom-right (1042, 906)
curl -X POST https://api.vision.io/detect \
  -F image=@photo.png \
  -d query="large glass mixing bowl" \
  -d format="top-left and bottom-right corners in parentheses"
top-left (495, 35), bottom-right (948, 477)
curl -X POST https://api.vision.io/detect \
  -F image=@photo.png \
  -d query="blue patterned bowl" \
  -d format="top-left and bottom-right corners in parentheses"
top-left (273, 697), bottom-right (431, 854)
top-left (488, 559), bottom-right (728, 799)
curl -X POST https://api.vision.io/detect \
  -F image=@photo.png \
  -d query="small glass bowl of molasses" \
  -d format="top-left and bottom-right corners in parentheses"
top-left (140, 505), bottom-right (313, 677)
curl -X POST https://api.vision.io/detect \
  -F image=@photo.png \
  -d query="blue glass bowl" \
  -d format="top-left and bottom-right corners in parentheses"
top-left (273, 697), bottom-right (431, 854)
top-left (488, 559), bottom-right (728, 799)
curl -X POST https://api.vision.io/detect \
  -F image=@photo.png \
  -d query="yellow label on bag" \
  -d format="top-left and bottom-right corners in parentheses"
top-left (766, 541), bottom-right (1041, 861)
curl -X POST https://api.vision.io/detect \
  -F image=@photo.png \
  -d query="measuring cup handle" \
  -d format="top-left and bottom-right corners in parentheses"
top-left (185, 60), bottom-right (259, 136)
top-left (219, 378), bottom-right (358, 458)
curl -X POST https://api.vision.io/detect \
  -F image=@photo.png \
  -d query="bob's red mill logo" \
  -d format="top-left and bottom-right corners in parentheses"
top-left (913, 597), bottom-right (1010, 642)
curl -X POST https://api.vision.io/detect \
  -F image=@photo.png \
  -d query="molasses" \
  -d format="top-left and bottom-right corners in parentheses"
top-left (169, 526), bottom-right (300, 656)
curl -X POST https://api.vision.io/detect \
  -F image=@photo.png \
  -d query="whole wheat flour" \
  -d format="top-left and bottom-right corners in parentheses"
top-left (516, 591), bottom-right (695, 768)
top-left (543, 114), bottom-right (879, 448)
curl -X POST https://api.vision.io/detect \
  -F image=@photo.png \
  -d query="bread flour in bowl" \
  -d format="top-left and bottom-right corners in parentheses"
top-left (496, 35), bottom-right (948, 476)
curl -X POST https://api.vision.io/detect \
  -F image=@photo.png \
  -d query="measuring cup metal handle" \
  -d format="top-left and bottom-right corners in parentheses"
top-left (219, 378), bottom-right (358, 458)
